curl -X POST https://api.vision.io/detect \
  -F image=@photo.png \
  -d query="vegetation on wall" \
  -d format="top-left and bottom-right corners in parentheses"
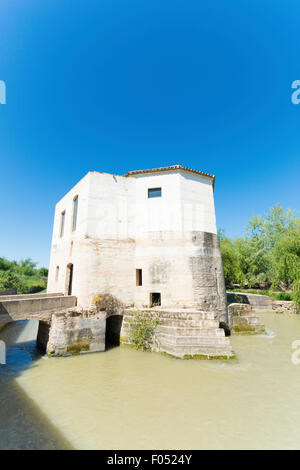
top-left (219, 205), bottom-right (300, 310)
top-left (0, 258), bottom-right (48, 294)
top-left (92, 293), bottom-right (124, 314)
top-left (129, 310), bottom-right (160, 351)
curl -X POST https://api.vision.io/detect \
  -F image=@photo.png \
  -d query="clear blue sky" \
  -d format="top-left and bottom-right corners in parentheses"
top-left (0, 0), bottom-right (299, 267)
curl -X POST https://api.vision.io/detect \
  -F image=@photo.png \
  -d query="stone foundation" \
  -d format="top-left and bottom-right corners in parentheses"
top-left (121, 308), bottom-right (235, 360)
top-left (37, 307), bottom-right (106, 357)
top-left (272, 300), bottom-right (297, 314)
top-left (229, 303), bottom-right (265, 335)
top-left (37, 306), bottom-right (235, 360)
top-left (227, 292), bottom-right (272, 312)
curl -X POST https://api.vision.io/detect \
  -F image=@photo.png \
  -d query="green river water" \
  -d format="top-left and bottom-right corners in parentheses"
top-left (1, 312), bottom-right (300, 450)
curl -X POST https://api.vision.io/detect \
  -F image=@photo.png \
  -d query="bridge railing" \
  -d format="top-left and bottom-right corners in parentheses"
top-left (0, 295), bottom-right (77, 324)
top-left (0, 292), bottom-right (64, 301)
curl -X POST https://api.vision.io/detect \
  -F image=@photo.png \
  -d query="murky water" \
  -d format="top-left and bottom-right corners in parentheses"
top-left (1, 313), bottom-right (300, 450)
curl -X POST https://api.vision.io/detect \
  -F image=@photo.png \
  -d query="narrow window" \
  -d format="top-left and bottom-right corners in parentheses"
top-left (72, 196), bottom-right (78, 231)
top-left (55, 266), bottom-right (59, 282)
top-left (66, 263), bottom-right (73, 296)
top-left (150, 292), bottom-right (161, 307)
top-left (60, 211), bottom-right (65, 237)
top-left (148, 187), bottom-right (161, 198)
top-left (136, 269), bottom-right (142, 286)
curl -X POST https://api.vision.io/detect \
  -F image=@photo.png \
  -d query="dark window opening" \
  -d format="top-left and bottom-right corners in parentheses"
top-left (148, 187), bottom-right (161, 198)
top-left (150, 292), bottom-right (161, 307)
top-left (72, 195), bottom-right (78, 231)
top-left (66, 263), bottom-right (73, 296)
top-left (105, 315), bottom-right (123, 350)
top-left (136, 269), bottom-right (142, 286)
top-left (60, 211), bottom-right (65, 237)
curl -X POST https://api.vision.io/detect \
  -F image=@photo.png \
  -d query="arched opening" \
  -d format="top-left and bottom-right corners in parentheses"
top-left (105, 315), bottom-right (123, 350)
top-left (65, 263), bottom-right (73, 296)
top-left (219, 322), bottom-right (231, 337)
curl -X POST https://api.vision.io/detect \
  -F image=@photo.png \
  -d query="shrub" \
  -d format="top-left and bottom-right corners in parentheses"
top-left (274, 292), bottom-right (292, 301)
top-left (0, 257), bottom-right (48, 294)
top-left (292, 280), bottom-right (300, 313)
top-left (0, 271), bottom-right (26, 293)
top-left (92, 293), bottom-right (124, 315)
top-left (26, 283), bottom-right (46, 294)
top-left (129, 310), bottom-right (160, 351)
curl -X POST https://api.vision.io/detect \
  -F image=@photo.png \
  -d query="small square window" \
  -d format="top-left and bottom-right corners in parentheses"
top-left (150, 292), bottom-right (161, 307)
top-left (148, 187), bottom-right (161, 198)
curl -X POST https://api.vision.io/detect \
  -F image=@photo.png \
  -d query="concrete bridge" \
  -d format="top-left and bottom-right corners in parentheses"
top-left (0, 293), bottom-right (77, 325)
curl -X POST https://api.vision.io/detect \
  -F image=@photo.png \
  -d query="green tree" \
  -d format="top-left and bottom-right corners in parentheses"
top-left (0, 271), bottom-right (26, 293)
top-left (271, 220), bottom-right (300, 288)
top-left (220, 205), bottom-right (300, 292)
top-left (0, 257), bottom-right (48, 294)
top-left (220, 237), bottom-right (243, 286)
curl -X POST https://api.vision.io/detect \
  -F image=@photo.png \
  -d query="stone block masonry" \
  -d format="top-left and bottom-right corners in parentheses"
top-left (121, 308), bottom-right (235, 360)
top-left (0, 294), bottom-right (77, 325)
top-left (272, 300), bottom-right (297, 314)
top-left (227, 292), bottom-right (272, 312)
top-left (228, 303), bottom-right (266, 335)
top-left (38, 305), bottom-right (234, 360)
top-left (37, 307), bottom-right (106, 357)
top-left (45, 165), bottom-right (235, 359)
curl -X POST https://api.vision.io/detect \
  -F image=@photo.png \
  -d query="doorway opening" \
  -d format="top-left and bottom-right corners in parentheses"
top-left (105, 315), bottom-right (123, 350)
top-left (65, 263), bottom-right (73, 296)
top-left (150, 292), bottom-right (161, 307)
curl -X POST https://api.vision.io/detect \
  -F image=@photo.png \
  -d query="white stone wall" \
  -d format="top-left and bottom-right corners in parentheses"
top-left (179, 171), bottom-right (217, 235)
top-left (47, 169), bottom-right (224, 315)
top-left (132, 170), bottom-right (217, 308)
top-left (47, 173), bottom-right (90, 298)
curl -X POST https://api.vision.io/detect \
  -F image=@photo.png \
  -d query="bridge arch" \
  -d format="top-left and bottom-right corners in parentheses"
top-left (105, 314), bottom-right (123, 350)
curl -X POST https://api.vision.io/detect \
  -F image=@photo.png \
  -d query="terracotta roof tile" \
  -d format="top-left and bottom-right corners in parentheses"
top-left (124, 165), bottom-right (215, 188)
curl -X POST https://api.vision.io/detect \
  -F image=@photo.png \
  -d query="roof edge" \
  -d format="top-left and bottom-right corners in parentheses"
top-left (124, 165), bottom-right (216, 189)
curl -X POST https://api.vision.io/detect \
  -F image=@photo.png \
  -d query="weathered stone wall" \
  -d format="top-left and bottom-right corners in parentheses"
top-left (133, 230), bottom-right (229, 325)
top-left (189, 232), bottom-right (228, 324)
top-left (227, 292), bottom-right (273, 311)
top-left (228, 303), bottom-right (265, 335)
top-left (47, 172), bottom-right (136, 307)
top-left (0, 295), bottom-right (77, 325)
top-left (47, 168), bottom-right (228, 327)
top-left (121, 308), bottom-right (234, 360)
top-left (36, 304), bottom-right (234, 361)
top-left (44, 307), bottom-right (106, 357)
top-left (272, 300), bottom-right (297, 314)
top-left (0, 292), bottom-right (63, 301)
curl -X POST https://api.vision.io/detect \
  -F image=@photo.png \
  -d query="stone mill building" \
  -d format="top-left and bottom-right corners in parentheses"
top-left (47, 165), bottom-right (234, 359)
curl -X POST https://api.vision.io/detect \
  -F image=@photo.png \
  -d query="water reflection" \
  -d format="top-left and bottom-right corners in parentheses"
top-left (0, 321), bottom-right (72, 450)
top-left (2, 314), bottom-right (300, 449)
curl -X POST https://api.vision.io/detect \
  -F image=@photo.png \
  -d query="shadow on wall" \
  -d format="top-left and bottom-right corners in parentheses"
top-left (105, 315), bottom-right (123, 350)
